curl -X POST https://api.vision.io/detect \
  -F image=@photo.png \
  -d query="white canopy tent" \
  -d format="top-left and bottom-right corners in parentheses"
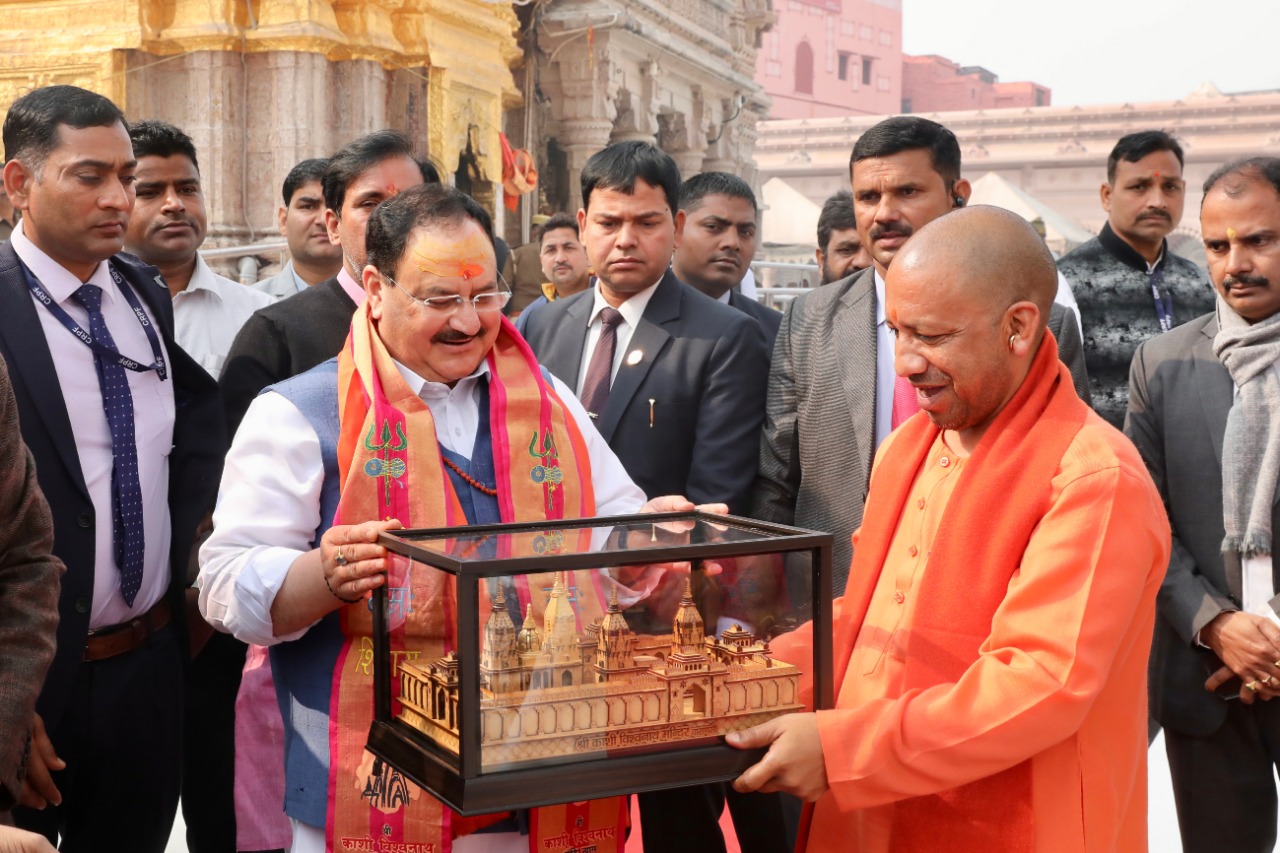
top-left (761, 177), bottom-right (822, 247)
top-left (967, 172), bottom-right (1095, 255)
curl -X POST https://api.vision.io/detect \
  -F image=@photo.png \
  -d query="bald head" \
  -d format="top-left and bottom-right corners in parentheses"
top-left (893, 205), bottom-right (1058, 333)
top-left (885, 206), bottom-right (1061, 454)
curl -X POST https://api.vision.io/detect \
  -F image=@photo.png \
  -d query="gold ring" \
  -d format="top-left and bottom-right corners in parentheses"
top-left (1274, 660), bottom-right (1280, 669)
top-left (1264, 675), bottom-right (1275, 686)
top-left (1246, 680), bottom-right (1260, 693)
top-left (335, 547), bottom-right (349, 567)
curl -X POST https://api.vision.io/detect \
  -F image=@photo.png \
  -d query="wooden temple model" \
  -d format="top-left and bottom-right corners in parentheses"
top-left (396, 572), bottom-right (801, 767)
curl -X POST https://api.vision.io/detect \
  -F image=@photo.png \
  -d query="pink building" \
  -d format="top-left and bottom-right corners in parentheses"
top-left (902, 54), bottom-right (1050, 113)
top-left (757, 0), bottom-right (903, 120)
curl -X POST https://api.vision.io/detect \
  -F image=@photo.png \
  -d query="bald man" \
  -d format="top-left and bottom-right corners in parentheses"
top-left (728, 207), bottom-right (1171, 853)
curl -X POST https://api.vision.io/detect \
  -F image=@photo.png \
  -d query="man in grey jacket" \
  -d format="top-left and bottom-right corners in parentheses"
top-left (752, 116), bottom-right (1088, 596)
top-left (1127, 156), bottom-right (1280, 853)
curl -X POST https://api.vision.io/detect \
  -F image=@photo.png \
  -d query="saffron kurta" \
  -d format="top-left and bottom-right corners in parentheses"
top-left (778, 380), bottom-right (1170, 852)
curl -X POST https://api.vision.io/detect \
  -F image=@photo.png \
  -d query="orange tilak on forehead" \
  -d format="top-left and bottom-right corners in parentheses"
top-left (410, 230), bottom-right (493, 281)
top-left (1227, 227), bottom-right (1238, 241)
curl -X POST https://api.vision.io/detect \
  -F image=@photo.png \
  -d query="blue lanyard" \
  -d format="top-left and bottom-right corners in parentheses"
top-left (21, 259), bottom-right (168, 380)
top-left (1148, 267), bottom-right (1173, 333)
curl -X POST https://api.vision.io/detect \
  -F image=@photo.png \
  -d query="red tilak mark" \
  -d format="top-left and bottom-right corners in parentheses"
top-left (414, 251), bottom-right (486, 281)
top-left (1153, 172), bottom-right (1161, 180)
top-left (385, 183), bottom-right (400, 196)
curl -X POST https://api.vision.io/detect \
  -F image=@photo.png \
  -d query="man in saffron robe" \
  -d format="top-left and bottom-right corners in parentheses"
top-left (729, 206), bottom-right (1171, 852)
top-left (198, 184), bottom-right (707, 853)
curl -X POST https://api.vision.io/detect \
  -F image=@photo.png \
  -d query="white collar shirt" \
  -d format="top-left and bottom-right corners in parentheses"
top-left (575, 277), bottom-right (661, 396)
top-left (392, 358), bottom-right (489, 458)
top-left (173, 254), bottom-right (273, 378)
top-left (12, 220), bottom-right (175, 628)
top-left (873, 269), bottom-right (895, 449)
top-left (198, 352), bottom-right (646, 647)
top-left (1237, 370), bottom-right (1280, 626)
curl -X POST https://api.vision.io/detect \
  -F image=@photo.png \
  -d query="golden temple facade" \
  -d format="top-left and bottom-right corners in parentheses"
top-left (0, 0), bottom-right (521, 241)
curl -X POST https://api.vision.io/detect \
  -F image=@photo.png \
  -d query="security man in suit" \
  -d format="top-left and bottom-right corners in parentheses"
top-left (521, 142), bottom-right (767, 516)
top-left (520, 141), bottom-right (778, 852)
top-left (673, 171), bottom-right (781, 352)
top-left (1127, 156), bottom-right (1280, 853)
top-left (1, 85), bottom-right (224, 851)
top-left (752, 116), bottom-right (1090, 597)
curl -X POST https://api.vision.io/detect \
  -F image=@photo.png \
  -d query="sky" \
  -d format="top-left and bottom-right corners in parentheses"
top-left (902, 0), bottom-right (1279, 107)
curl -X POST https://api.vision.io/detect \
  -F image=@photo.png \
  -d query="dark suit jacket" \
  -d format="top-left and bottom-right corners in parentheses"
top-left (0, 243), bottom-right (224, 731)
top-left (522, 270), bottom-right (769, 514)
top-left (220, 275), bottom-right (356, 436)
top-left (0, 354), bottom-right (62, 807)
top-left (728, 289), bottom-right (782, 354)
top-left (751, 266), bottom-right (1092, 593)
top-left (1125, 312), bottom-right (1264, 737)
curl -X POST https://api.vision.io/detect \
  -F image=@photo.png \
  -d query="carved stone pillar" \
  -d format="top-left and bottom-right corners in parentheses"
top-left (127, 51), bottom-right (251, 243)
top-left (611, 60), bottom-right (662, 145)
top-left (735, 111), bottom-right (762, 187)
top-left (331, 59), bottom-right (389, 137)
top-left (669, 149), bottom-right (705, 179)
top-left (543, 32), bottom-right (618, 211)
top-left (705, 97), bottom-right (764, 184)
top-left (243, 50), bottom-right (339, 233)
top-left (561, 119), bottom-right (615, 211)
top-left (658, 111), bottom-right (704, 179)
top-left (611, 89), bottom-right (656, 145)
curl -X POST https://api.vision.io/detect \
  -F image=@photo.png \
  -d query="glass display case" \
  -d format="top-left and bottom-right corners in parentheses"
top-left (366, 511), bottom-right (832, 815)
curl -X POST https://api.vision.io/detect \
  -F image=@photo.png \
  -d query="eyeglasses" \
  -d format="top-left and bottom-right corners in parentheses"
top-left (381, 273), bottom-right (512, 315)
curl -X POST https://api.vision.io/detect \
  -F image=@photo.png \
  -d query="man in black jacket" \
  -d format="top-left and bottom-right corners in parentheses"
top-left (673, 171), bottom-right (781, 352)
top-left (1057, 130), bottom-right (1212, 427)
top-left (1, 84), bottom-right (224, 852)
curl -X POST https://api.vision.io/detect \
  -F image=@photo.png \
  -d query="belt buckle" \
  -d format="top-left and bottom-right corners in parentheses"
top-left (129, 616), bottom-right (148, 649)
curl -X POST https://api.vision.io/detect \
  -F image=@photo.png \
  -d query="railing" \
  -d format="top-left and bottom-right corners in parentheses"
top-left (201, 240), bottom-right (289, 285)
top-left (751, 260), bottom-right (820, 272)
top-left (751, 259), bottom-right (820, 310)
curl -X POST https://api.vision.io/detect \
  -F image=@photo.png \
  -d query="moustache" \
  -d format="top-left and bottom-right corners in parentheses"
top-left (869, 222), bottom-right (913, 241)
top-left (149, 215), bottom-right (199, 233)
top-left (1223, 273), bottom-right (1270, 290)
top-left (709, 254), bottom-right (740, 267)
top-left (1138, 210), bottom-right (1172, 222)
top-left (433, 330), bottom-right (476, 345)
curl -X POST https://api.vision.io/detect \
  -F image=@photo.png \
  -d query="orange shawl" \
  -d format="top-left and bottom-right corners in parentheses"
top-left (803, 331), bottom-right (1088, 852)
top-left (325, 304), bottom-right (602, 853)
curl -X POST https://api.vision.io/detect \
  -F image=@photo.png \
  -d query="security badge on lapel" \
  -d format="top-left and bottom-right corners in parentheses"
top-left (587, 348), bottom-right (647, 421)
top-left (622, 351), bottom-right (657, 427)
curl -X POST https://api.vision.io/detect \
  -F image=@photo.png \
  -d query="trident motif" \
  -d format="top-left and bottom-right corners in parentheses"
top-left (363, 420), bottom-right (408, 506)
top-left (528, 430), bottom-right (563, 511)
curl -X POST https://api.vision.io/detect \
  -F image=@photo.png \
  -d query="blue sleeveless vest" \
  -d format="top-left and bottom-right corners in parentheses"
top-left (268, 358), bottom-right (498, 826)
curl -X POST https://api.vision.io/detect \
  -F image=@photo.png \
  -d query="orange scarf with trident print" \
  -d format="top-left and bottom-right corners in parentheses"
top-left (324, 301), bottom-right (620, 853)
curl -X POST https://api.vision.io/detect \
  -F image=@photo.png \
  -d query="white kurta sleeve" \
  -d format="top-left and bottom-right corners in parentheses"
top-left (198, 391), bottom-right (326, 646)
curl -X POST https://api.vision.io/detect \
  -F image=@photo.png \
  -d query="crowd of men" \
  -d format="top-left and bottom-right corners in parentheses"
top-left (0, 80), bottom-right (1275, 853)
